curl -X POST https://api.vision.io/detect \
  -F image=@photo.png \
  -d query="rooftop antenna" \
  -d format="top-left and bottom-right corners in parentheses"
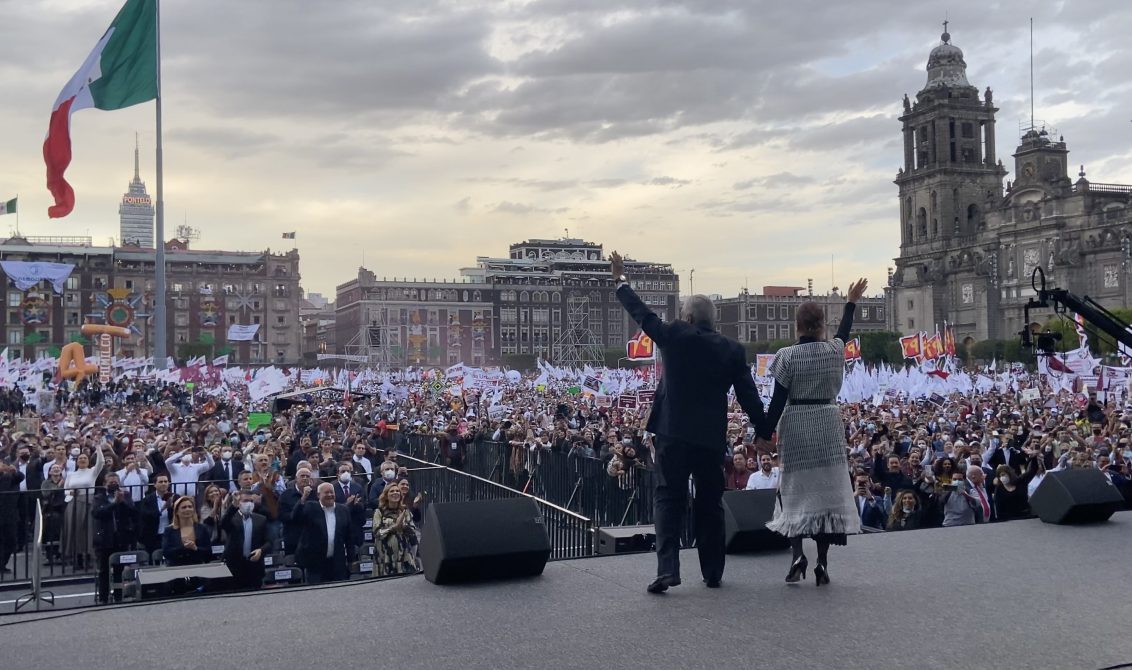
top-left (1029, 18), bottom-right (1035, 129)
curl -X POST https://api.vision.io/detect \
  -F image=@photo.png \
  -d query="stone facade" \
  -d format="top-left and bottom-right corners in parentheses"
top-left (716, 287), bottom-right (888, 343)
top-left (889, 29), bottom-right (1132, 348)
top-left (0, 237), bottom-right (303, 365)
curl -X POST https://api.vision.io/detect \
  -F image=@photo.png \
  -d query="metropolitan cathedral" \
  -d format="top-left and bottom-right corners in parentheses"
top-left (889, 28), bottom-right (1132, 347)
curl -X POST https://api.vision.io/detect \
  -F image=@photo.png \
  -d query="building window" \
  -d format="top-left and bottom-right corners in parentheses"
top-left (124, 280), bottom-right (134, 290)
top-left (907, 300), bottom-right (914, 310)
top-left (277, 316), bottom-right (286, 325)
top-left (8, 331), bottom-right (21, 345)
top-left (908, 319), bottom-right (915, 330)
top-left (766, 306), bottom-right (773, 320)
top-left (779, 305), bottom-right (788, 320)
top-left (1104, 264), bottom-right (1120, 289)
top-left (174, 313), bottom-right (189, 327)
top-left (519, 291), bottom-right (529, 302)
top-left (962, 284), bottom-right (974, 304)
top-left (877, 307), bottom-right (884, 320)
top-left (7, 293), bottom-right (20, 308)
top-left (860, 307), bottom-right (869, 319)
top-left (66, 277), bottom-right (80, 290)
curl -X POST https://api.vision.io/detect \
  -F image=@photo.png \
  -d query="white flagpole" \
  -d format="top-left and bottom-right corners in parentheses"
top-left (153, 0), bottom-right (168, 368)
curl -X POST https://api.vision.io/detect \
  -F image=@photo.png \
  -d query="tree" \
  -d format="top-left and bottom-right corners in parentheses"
top-left (858, 331), bottom-right (903, 365)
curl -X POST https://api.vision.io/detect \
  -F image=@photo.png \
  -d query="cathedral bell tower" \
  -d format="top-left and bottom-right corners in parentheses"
top-left (891, 27), bottom-right (1006, 336)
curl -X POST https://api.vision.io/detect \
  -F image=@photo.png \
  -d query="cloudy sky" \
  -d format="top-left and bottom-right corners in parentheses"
top-left (2, 0), bottom-right (1130, 301)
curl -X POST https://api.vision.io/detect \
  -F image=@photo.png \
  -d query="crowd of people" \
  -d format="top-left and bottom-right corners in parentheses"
top-left (0, 361), bottom-right (1129, 604)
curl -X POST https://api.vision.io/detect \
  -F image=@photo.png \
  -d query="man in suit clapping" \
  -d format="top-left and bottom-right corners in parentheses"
top-left (291, 482), bottom-right (351, 584)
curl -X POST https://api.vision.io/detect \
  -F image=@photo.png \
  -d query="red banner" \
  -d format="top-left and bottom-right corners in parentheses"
top-left (844, 338), bottom-right (861, 361)
top-left (626, 330), bottom-right (655, 360)
top-left (900, 333), bottom-right (922, 360)
top-left (923, 333), bottom-right (944, 360)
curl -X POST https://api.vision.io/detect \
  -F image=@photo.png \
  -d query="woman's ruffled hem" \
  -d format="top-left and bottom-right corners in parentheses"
top-left (766, 511), bottom-right (862, 539)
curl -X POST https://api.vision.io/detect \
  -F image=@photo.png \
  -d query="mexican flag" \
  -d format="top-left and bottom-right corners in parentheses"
top-left (44, 0), bottom-right (157, 219)
top-left (0, 198), bottom-right (15, 216)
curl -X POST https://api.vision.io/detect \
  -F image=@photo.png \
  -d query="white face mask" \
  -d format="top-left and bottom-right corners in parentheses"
top-left (382, 470), bottom-right (396, 481)
top-left (338, 472), bottom-right (351, 484)
top-left (221, 451), bottom-right (232, 461)
top-left (70, 448), bottom-right (80, 457)
top-left (239, 501), bottom-right (254, 515)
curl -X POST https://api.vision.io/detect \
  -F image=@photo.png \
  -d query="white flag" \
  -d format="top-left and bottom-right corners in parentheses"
top-left (212, 354), bottom-right (229, 366)
top-left (227, 324), bottom-right (260, 342)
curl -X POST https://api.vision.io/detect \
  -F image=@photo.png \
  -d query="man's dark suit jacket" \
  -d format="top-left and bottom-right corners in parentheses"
top-left (290, 500), bottom-right (351, 572)
top-left (616, 284), bottom-right (765, 449)
top-left (221, 506), bottom-right (272, 564)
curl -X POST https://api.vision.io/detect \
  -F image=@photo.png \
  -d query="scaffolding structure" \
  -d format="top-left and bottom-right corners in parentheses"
top-left (552, 295), bottom-right (603, 368)
top-left (343, 302), bottom-right (399, 370)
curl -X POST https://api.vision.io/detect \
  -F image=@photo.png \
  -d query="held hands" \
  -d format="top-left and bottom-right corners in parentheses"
top-left (610, 251), bottom-right (624, 280)
top-left (249, 549), bottom-right (262, 562)
top-left (846, 278), bottom-right (868, 303)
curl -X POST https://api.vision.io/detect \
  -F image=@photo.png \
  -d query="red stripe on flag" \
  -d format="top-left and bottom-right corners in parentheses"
top-left (43, 96), bottom-right (78, 218)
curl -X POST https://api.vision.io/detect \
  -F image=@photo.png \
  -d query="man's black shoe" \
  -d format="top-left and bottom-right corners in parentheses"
top-left (704, 578), bottom-right (721, 588)
top-left (647, 575), bottom-right (681, 594)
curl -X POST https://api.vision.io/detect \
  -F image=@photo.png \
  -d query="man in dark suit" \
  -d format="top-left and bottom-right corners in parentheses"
top-left (333, 464), bottom-right (366, 557)
top-left (221, 489), bottom-right (272, 590)
top-left (204, 447), bottom-right (241, 493)
top-left (0, 461), bottom-right (25, 574)
top-left (291, 482), bottom-right (351, 584)
top-left (611, 251), bottom-right (766, 593)
top-left (138, 474), bottom-right (174, 553)
top-left (91, 472), bottom-right (139, 603)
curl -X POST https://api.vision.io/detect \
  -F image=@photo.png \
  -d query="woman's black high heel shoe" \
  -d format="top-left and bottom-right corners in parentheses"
top-left (785, 555), bottom-right (808, 583)
top-left (814, 563), bottom-right (830, 586)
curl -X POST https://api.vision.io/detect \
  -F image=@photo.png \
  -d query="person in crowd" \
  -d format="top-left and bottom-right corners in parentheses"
top-left (941, 468), bottom-right (979, 527)
top-left (334, 462), bottom-right (366, 556)
top-left (291, 482), bottom-right (351, 584)
top-left (886, 490), bottom-right (922, 531)
top-left (206, 444), bottom-right (241, 493)
top-left (278, 467), bottom-right (313, 555)
top-left (611, 251), bottom-right (767, 594)
top-left (62, 445), bottom-right (105, 570)
top-left (761, 278), bottom-right (869, 586)
top-left (966, 464), bottom-right (994, 523)
top-left (198, 485), bottom-right (228, 547)
top-left (115, 450), bottom-right (150, 500)
top-left (91, 471), bottom-right (138, 603)
top-left (0, 461), bottom-right (25, 574)
top-left (250, 452), bottom-right (284, 543)
top-left (853, 473), bottom-right (890, 532)
top-left (139, 473), bottom-right (174, 554)
top-left (725, 452), bottom-right (751, 490)
top-left (40, 464), bottom-right (68, 564)
top-left (372, 483), bottom-right (419, 577)
top-left (745, 453), bottom-right (780, 490)
top-left (992, 464), bottom-right (1031, 521)
top-left (162, 496), bottom-right (212, 566)
top-left (163, 446), bottom-right (214, 497)
top-left (222, 489), bottom-right (271, 590)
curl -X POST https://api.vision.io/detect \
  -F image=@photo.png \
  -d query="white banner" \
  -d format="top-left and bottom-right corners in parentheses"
top-left (226, 324), bottom-right (260, 342)
top-left (212, 355), bottom-right (229, 366)
top-left (0, 261), bottom-right (76, 294)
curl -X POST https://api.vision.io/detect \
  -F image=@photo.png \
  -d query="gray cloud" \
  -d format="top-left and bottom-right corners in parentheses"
top-left (734, 173), bottom-right (815, 190)
top-left (491, 201), bottom-right (570, 215)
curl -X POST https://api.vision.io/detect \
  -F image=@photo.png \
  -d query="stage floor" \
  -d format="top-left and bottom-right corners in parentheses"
top-left (4, 513), bottom-right (1131, 670)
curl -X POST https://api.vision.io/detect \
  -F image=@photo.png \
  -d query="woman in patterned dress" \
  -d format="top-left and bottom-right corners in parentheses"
top-left (372, 482), bottom-right (419, 577)
top-left (760, 278), bottom-right (868, 586)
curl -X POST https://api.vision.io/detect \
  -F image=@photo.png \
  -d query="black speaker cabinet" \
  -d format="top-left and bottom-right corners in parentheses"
top-left (1030, 469), bottom-right (1123, 525)
top-left (420, 498), bottom-right (551, 585)
top-left (596, 525), bottom-right (656, 555)
top-left (723, 489), bottom-right (789, 553)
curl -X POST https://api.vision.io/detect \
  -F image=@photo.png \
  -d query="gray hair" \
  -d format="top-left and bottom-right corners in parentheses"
top-left (681, 294), bottom-right (716, 328)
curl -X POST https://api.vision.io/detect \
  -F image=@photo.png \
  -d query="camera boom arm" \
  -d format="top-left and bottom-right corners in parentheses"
top-left (1021, 267), bottom-right (1132, 352)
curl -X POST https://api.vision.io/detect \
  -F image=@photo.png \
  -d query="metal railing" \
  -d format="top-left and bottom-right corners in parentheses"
top-left (401, 458), bottom-right (595, 561)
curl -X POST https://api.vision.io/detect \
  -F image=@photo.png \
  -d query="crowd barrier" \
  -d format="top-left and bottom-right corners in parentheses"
top-left (0, 457), bottom-right (594, 607)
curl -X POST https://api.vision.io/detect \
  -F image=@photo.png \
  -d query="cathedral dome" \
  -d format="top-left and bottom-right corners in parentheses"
top-left (924, 31), bottom-right (972, 90)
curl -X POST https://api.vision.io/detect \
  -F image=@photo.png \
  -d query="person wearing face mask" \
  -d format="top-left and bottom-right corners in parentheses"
top-left (221, 490), bottom-right (271, 590)
top-left (163, 445), bottom-right (214, 497)
top-left (367, 461), bottom-right (400, 511)
top-left (885, 490), bottom-right (923, 531)
top-left (91, 472), bottom-right (138, 604)
top-left (205, 445), bottom-right (240, 493)
top-left (991, 464), bottom-right (1032, 521)
top-left (62, 445), bottom-right (106, 570)
top-left (333, 464), bottom-right (365, 560)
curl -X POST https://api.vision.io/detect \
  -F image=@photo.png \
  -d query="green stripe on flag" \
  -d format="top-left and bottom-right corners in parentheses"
top-left (0, 198), bottom-right (14, 215)
top-left (89, 0), bottom-right (158, 111)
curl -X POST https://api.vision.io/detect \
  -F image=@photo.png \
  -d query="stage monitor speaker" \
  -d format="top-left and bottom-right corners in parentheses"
top-left (420, 498), bottom-right (551, 585)
top-left (597, 525), bottom-right (655, 555)
top-left (1030, 469), bottom-right (1123, 525)
top-left (723, 489), bottom-right (789, 553)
